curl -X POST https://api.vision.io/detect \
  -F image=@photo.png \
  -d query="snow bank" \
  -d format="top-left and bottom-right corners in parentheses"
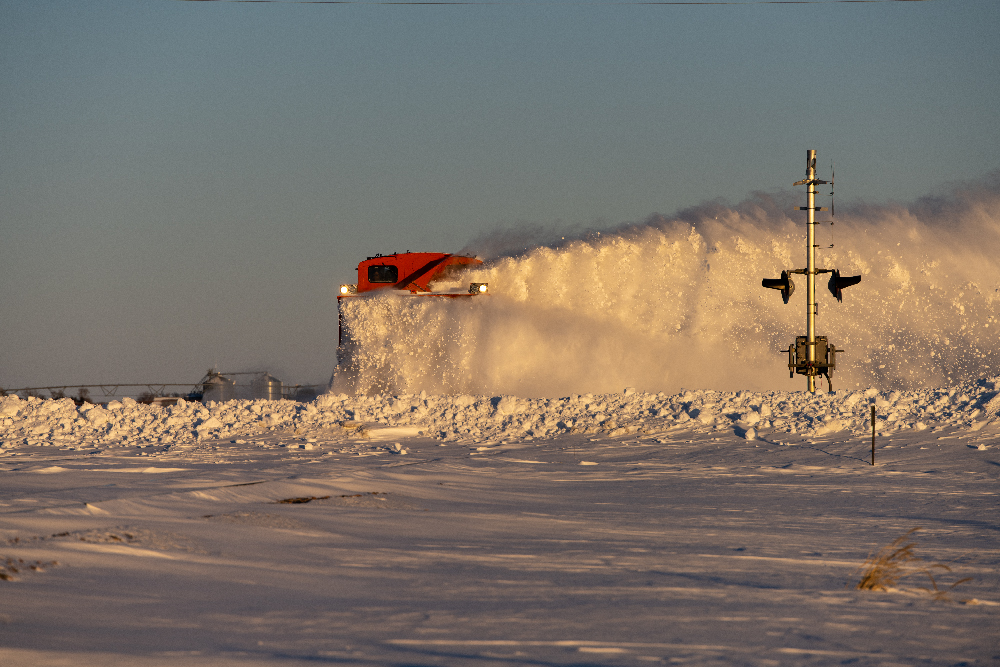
top-left (3, 376), bottom-right (998, 447)
top-left (336, 180), bottom-right (1000, 396)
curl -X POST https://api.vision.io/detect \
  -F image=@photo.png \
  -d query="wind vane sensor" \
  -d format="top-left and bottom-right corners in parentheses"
top-left (761, 150), bottom-right (862, 393)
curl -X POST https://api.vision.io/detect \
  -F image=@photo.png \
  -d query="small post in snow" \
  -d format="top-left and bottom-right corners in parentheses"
top-left (871, 405), bottom-right (876, 466)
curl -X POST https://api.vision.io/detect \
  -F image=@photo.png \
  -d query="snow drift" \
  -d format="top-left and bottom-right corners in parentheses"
top-left (334, 176), bottom-right (1000, 397)
top-left (3, 377), bottom-right (1000, 449)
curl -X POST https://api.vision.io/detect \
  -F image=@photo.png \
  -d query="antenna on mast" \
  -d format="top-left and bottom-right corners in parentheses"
top-left (830, 162), bottom-right (835, 216)
top-left (761, 150), bottom-right (862, 393)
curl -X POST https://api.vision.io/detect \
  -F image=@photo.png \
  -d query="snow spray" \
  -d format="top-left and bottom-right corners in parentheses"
top-left (333, 176), bottom-right (1000, 397)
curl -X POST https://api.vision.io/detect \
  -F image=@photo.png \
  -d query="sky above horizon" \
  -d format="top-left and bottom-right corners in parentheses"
top-left (2, 0), bottom-right (998, 391)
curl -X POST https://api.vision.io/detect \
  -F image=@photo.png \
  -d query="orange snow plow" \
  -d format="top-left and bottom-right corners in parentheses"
top-left (337, 252), bottom-right (487, 359)
top-left (339, 252), bottom-right (485, 296)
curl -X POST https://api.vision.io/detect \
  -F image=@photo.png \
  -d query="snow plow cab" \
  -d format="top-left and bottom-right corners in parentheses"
top-left (337, 252), bottom-right (487, 357)
top-left (340, 252), bottom-right (485, 297)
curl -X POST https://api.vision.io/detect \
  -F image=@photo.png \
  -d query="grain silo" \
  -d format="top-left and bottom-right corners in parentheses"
top-left (251, 373), bottom-right (282, 401)
top-left (201, 371), bottom-right (235, 403)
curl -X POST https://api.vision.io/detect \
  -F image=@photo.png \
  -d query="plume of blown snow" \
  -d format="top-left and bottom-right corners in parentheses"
top-left (333, 176), bottom-right (1000, 397)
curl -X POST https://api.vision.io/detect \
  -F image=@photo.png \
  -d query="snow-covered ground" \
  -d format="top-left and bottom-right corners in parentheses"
top-left (6, 145), bottom-right (997, 666)
top-left (1, 384), bottom-right (997, 666)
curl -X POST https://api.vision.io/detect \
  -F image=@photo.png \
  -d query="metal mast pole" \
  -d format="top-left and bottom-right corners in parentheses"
top-left (806, 150), bottom-right (817, 393)
top-left (763, 150), bottom-right (860, 393)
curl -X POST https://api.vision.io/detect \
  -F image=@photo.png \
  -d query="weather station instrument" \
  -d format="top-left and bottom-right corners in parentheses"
top-left (762, 150), bottom-right (862, 393)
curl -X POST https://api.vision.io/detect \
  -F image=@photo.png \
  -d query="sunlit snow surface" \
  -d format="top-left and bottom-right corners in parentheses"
top-left (336, 182), bottom-right (1000, 396)
top-left (1, 387), bottom-right (998, 666)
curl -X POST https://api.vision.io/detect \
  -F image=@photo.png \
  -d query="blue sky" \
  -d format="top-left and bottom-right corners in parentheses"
top-left (2, 0), bottom-right (998, 390)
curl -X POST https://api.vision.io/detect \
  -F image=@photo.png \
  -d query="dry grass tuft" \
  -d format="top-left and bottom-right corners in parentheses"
top-left (0, 557), bottom-right (59, 582)
top-left (854, 527), bottom-right (923, 591)
top-left (853, 527), bottom-right (972, 601)
top-left (276, 495), bottom-right (332, 504)
top-left (275, 492), bottom-right (387, 504)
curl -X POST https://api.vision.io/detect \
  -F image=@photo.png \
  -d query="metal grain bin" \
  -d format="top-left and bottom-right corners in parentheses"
top-left (202, 372), bottom-right (235, 403)
top-left (251, 373), bottom-right (282, 401)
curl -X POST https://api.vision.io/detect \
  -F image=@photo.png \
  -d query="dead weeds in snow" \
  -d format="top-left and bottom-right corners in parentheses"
top-left (271, 491), bottom-right (421, 510)
top-left (853, 527), bottom-right (973, 601)
top-left (0, 556), bottom-right (58, 582)
top-left (49, 526), bottom-right (205, 554)
top-left (274, 491), bottom-right (389, 505)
